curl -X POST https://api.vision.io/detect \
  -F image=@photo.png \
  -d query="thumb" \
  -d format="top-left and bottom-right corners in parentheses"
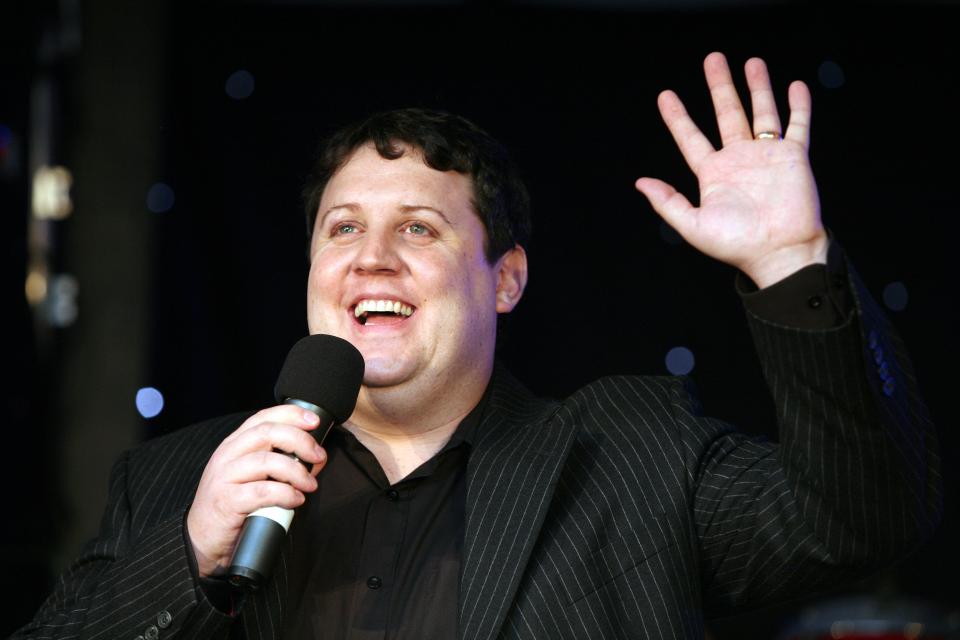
top-left (635, 177), bottom-right (695, 238)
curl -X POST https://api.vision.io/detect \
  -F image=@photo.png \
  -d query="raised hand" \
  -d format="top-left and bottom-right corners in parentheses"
top-left (635, 52), bottom-right (829, 289)
top-left (186, 405), bottom-right (328, 578)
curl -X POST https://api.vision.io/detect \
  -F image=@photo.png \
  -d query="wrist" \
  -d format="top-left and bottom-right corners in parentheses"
top-left (186, 509), bottom-right (229, 578)
top-left (742, 234), bottom-right (830, 289)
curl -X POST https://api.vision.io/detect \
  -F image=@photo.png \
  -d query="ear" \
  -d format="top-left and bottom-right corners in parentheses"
top-left (495, 245), bottom-right (528, 313)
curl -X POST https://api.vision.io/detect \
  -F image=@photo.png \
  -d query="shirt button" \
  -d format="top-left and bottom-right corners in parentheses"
top-left (144, 625), bottom-right (159, 640)
top-left (807, 295), bottom-right (823, 309)
top-left (367, 575), bottom-right (382, 589)
top-left (386, 489), bottom-right (399, 501)
top-left (157, 610), bottom-right (172, 629)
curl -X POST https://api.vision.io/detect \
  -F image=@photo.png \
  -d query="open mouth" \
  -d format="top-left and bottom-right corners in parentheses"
top-left (352, 299), bottom-right (415, 326)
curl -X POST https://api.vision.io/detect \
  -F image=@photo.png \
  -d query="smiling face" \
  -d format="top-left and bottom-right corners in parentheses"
top-left (307, 144), bottom-right (526, 405)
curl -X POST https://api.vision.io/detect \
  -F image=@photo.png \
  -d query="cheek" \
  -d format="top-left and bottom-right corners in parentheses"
top-left (428, 257), bottom-right (486, 305)
top-left (438, 261), bottom-right (500, 330)
top-left (308, 247), bottom-right (351, 284)
top-left (306, 257), bottom-right (346, 314)
top-left (306, 268), bottom-right (327, 305)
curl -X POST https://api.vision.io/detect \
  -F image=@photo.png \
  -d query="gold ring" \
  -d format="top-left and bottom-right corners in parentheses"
top-left (755, 131), bottom-right (781, 140)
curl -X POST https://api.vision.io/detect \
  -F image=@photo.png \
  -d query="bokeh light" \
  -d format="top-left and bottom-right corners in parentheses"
top-left (883, 281), bottom-right (909, 312)
top-left (665, 346), bottom-right (695, 375)
top-left (818, 60), bottom-right (845, 89)
top-left (0, 124), bottom-right (12, 151)
top-left (136, 387), bottom-right (165, 419)
top-left (225, 69), bottom-right (255, 100)
top-left (146, 182), bottom-right (175, 213)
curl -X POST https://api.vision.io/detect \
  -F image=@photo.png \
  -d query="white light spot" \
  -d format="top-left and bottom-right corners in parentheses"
top-left (31, 165), bottom-right (73, 219)
top-left (146, 182), bottom-right (175, 213)
top-left (883, 281), bottom-right (909, 311)
top-left (136, 387), bottom-right (165, 419)
top-left (47, 274), bottom-right (79, 327)
top-left (225, 69), bottom-right (255, 100)
top-left (818, 60), bottom-right (845, 89)
top-left (665, 346), bottom-right (695, 375)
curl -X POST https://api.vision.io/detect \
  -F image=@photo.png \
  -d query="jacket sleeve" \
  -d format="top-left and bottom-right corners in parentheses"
top-left (11, 420), bottom-right (245, 639)
top-left (678, 256), bottom-right (942, 617)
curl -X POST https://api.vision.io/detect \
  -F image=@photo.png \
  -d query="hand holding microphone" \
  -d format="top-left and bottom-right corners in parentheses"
top-left (185, 335), bottom-right (363, 587)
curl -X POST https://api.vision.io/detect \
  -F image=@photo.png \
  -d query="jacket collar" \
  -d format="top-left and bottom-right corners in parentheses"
top-left (459, 363), bottom-right (578, 640)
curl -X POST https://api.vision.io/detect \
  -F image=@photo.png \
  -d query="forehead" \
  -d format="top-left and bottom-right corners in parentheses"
top-left (319, 144), bottom-right (476, 214)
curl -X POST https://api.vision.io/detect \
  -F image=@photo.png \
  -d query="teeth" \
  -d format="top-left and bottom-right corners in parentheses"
top-left (353, 299), bottom-right (414, 318)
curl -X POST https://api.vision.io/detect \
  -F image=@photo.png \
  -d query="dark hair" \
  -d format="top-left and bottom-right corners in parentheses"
top-left (302, 108), bottom-right (531, 263)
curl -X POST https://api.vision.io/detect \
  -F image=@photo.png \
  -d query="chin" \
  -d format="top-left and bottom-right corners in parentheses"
top-left (360, 356), bottom-right (416, 388)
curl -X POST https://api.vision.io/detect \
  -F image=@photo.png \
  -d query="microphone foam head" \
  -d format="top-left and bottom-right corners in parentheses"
top-left (274, 334), bottom-right (364, 423)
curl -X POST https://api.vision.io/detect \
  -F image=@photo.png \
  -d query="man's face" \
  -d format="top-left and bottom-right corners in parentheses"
top-left (307, 144), bottom-right (525, 392)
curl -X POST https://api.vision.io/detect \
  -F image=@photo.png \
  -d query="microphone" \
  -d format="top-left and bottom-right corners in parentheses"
top-left (227, 334), bottom-right (364, 590)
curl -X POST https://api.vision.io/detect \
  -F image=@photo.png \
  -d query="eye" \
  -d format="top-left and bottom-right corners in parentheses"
top-left (334, 223), bottom-right (358, 235)
top-left (403, 222), bottom-right (431, 236)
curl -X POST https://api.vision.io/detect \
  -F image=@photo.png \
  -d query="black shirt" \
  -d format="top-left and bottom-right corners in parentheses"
top-left (280, 392), bottom-right (486, 640)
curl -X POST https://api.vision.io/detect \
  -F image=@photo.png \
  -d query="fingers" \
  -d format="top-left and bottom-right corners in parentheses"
top-left (744, 57), bottom-right (783, 139)
top-left (187, 405), bottom-right (330, 576)
top-left (661, 53), bottom-right (809, 157)
top-left (635, 177), bottom-right (695, 237)
top-left (225, 418), bottom-right (327, 467)
top-left (656, 90), bottom-right (715, 172)
top-left (212, 415), bottom-right (329, 497)
top-left (657, 53), bottom-right (808, 171)
top-left (234, 404), bottom-right (320, 436)
top-left (785, 80), bottom-right (812, 149)
top-left (236, 479), bottom-right (309, 511)
top-left (226, 447), bottom-right (322, 493)
top-left (704, 51), bottom-right (752, 146)
top-left (205, 407), bottom-right (331, 507)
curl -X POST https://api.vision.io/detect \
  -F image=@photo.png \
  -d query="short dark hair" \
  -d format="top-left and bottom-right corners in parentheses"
top-left (302, 108), bottom-right (531, 263)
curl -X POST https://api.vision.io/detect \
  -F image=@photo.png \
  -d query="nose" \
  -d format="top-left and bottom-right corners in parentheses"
top-left (352, 227), bottom-right (402, 274)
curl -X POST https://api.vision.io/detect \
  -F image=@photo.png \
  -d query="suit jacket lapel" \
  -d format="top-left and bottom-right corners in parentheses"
top-left (459, 365), bottom-right (577, 640)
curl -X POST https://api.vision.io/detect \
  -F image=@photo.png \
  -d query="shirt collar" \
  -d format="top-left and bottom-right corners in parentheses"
top-left (441, 379), bottom-right (491, 451)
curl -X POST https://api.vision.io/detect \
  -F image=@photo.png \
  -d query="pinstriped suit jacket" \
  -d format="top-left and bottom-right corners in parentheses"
top-left (16, 265), bottom-right (941, 640)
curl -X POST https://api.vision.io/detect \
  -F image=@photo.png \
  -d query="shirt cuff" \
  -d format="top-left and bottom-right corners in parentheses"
top-left (736, 239), bottom-right (852, 329)
top-left (198, 576), bottom-right (237, 615)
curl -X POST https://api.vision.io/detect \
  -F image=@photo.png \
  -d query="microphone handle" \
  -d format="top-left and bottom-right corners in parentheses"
top-left (226, 399), bottom-right (337, 591)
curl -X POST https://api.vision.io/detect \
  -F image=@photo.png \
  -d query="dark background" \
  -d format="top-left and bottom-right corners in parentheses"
top-left (2, 0), bottom-right (958, 637)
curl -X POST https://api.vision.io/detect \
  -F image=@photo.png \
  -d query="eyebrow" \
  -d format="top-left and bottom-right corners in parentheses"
top-left (318, 203), bottom-right (453, 227)
top-left (398, 204), bottom-right (453, 225)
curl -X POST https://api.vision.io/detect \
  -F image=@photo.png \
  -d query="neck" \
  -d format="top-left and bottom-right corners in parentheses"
top-left (343, 364), bottom-right (490, 484)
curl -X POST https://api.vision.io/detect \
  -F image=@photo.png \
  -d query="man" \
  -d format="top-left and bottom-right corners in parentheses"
top-left (15, 53), bottom-right (940, 639)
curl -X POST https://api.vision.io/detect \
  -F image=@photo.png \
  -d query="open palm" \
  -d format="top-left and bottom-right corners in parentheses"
top-left (636, 53), bottom-right (828, 289)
